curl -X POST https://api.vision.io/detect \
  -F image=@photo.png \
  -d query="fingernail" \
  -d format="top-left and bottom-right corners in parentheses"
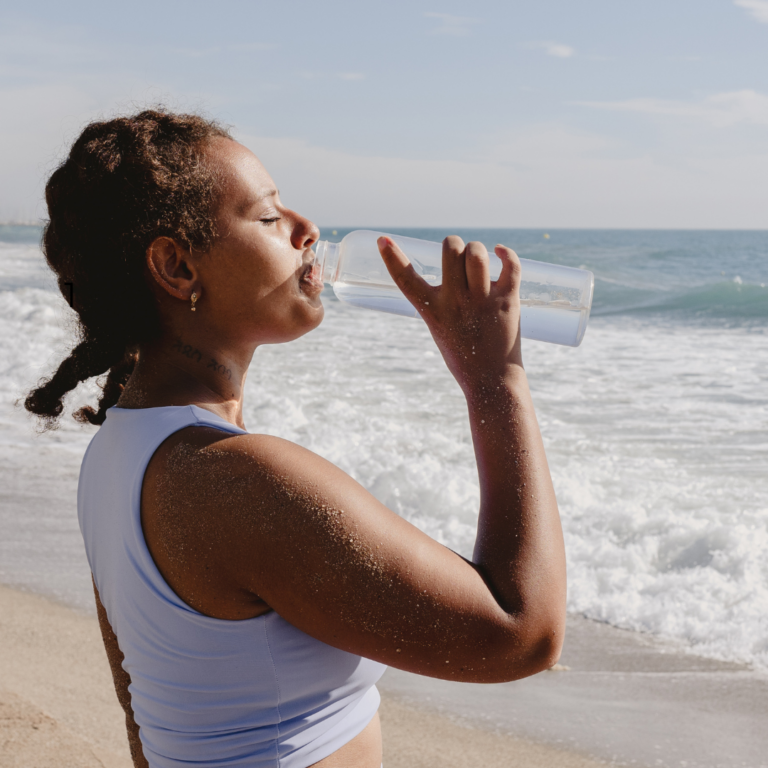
top-left (378, 236), bottom-right (391, 248)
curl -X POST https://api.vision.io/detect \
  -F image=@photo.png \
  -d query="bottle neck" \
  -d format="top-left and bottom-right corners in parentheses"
top-left (312, 240), bottom-right (341, 285)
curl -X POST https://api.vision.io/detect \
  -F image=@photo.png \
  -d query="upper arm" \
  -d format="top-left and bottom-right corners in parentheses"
top-left (148, 430), bottom-right (554, 683)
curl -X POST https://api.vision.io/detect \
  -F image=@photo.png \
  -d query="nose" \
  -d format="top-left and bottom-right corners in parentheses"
top-left (289, 210), bottom-right (320, 251)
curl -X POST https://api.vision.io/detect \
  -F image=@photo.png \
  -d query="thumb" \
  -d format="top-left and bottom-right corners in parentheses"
top-left (377, 236), bottom-right (433, 311)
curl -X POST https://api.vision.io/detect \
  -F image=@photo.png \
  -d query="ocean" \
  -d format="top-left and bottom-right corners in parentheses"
top-left (1, 224), bottom-right (766, 670)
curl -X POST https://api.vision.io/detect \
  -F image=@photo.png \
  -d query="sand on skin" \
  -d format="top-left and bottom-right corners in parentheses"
top-left (0, 583), bottom-right (607, 768)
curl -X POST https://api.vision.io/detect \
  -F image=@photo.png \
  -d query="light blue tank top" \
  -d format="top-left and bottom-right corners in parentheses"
top-left (78, 405), bottom-right (387, 768)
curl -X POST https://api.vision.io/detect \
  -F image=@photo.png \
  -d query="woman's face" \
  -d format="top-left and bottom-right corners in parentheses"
top-left (195, 137), bottom-right (324, 347)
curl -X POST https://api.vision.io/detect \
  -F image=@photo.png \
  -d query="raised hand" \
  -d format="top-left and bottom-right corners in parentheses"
top-left (377, 236), bottom-right (524, 393)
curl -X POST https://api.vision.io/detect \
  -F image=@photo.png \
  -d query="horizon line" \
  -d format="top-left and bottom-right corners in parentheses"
top-left (2, 221), bottom-right (767, 233)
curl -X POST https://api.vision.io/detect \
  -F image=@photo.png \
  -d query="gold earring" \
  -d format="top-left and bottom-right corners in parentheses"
top-left (190, 292), bottom-right (198, 312)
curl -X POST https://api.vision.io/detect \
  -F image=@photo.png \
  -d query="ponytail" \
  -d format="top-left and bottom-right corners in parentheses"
top-left (24, 108), bottom-right (230, 430)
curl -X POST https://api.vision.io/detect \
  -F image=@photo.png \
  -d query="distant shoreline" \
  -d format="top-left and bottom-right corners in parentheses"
top-left (2, 222), bottom-right (768, 232)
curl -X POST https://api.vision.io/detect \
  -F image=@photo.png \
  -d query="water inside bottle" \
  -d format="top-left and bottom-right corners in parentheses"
top-left (519, 302), bottom-right (589, 347)
top-left (332, 281), bottom-right (590, 347)
top-left (332, 282), bottom-right (420, 317)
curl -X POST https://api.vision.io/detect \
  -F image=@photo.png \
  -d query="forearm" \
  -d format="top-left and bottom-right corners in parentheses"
top-left (467, 369), bottom-right (566, 635)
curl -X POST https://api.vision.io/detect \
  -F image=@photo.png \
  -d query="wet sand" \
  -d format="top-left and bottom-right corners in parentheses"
top-left (2, 443), bottom-right (767, 767)
top-left (380, 615), bottom-right (768, 768)
top-left (0, 583), bottom-right (607, 768)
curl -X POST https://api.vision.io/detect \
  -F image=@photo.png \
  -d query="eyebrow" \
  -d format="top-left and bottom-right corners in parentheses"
top-left (237, 188), bottom-right (279, 216)
top-left (255, 188), bottom-right (279, 203)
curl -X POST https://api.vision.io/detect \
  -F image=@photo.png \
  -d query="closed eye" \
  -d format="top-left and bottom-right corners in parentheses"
top-left (260, 217), bottom-right (281, 226)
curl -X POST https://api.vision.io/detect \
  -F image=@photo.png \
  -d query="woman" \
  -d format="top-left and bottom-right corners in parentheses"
top-left (26, 109), bottom-right (566, 768)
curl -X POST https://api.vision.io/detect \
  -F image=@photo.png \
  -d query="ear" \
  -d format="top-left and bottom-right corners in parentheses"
top-left (145, 237), bottom-right (198, 301)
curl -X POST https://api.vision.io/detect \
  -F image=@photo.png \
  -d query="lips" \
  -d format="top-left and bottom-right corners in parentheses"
top-left (299, 258), bottom-right (323, 293)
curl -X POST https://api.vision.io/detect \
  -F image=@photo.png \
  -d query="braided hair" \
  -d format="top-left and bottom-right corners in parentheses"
top-left (24, 108), bottom-right (231, 430)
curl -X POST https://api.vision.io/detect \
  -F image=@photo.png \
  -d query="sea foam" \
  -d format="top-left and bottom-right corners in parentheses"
top-left (1, 235), bottom-right (766, 669)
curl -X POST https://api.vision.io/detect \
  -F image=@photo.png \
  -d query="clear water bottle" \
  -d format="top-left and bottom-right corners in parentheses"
top-left (313, 230), bottom-right (594, 347)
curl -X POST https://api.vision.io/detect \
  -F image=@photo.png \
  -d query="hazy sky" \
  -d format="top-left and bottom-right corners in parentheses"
top-left (1, 0), bottom-right (767, 228)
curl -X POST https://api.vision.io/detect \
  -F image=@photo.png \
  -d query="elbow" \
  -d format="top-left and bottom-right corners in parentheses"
top-left (490, 611), bottom-right (566, 683)
top-left (524, 623), bottom-right (565, 675)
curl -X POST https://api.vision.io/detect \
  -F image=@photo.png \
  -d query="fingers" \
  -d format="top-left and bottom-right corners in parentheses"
top-left (377, 236), bottom-right (433, 311)
top-left (465, 242), bottom-right (491, 297)
top-left (441, 236), bottom-right (467, 294)
top-left (492, 245), bottom-right (522, 295)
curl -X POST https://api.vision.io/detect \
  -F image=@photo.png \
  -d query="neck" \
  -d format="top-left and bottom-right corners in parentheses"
top-left (117, 334), bottom-right (254, 429)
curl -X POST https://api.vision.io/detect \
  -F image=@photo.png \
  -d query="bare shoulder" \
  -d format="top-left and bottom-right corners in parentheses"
top-left (141, 425), bottom-right (546, 682)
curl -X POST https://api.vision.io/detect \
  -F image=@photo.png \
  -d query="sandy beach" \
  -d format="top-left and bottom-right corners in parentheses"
top-left (0, 584), bottom-right (609, 768)
top-left (1, 440), bottom-right (767, 768)
top-left (4, 583), bottom-right (767, 768)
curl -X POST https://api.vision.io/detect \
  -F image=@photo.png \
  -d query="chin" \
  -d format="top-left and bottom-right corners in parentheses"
top-left (268, 302), bottom-right (324, 345)
top-left (303, 301), bottom-right (325, 334)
